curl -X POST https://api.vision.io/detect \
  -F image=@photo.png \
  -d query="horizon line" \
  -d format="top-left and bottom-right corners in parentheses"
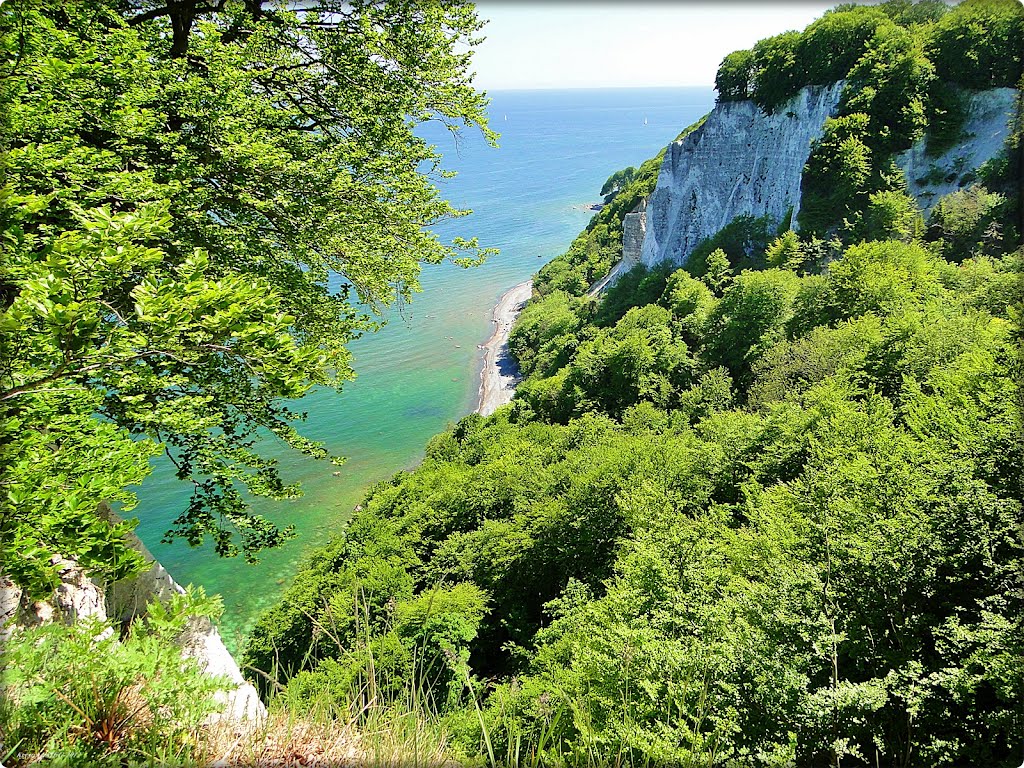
top-left (481, 83), bottom-right (716, 92)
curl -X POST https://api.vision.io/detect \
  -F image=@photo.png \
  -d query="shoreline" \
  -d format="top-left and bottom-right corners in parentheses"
top-left (476, 280), bottom-right (533, 416)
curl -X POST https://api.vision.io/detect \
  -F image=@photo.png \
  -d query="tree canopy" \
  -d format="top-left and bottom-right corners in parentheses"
top-left (716, 0), bottom-right (1024, 113)
top-left (248, 213), bottom-right (1024, 766)
top-left (599, 166), bottom-right (637, 200)
top-left (0, 0), bottom-right (495, 595)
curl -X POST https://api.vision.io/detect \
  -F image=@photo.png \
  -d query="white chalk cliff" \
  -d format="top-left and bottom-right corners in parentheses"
top-left (898, 87), bottom-right (1018, 215)
top-left (588, 198), bottom-right (647, 297)
top-left (639, 82), bottom-right (846, 268)
top-left (634, 82), bottom-right (1018, 270)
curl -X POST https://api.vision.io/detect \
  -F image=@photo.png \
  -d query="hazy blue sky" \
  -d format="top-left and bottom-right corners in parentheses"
top-left (471, 3), bottom-right (841, 90)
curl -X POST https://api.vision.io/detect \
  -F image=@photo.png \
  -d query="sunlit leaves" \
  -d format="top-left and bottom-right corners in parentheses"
top-left (1, 0), bottom-right (495, 580)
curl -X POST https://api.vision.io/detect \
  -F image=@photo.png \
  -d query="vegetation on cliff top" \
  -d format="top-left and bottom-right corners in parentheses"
top-left (715, 0), bottom-right (1022, 111)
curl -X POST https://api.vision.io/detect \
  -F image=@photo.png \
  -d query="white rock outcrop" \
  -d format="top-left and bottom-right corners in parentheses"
top-left (589, 198), bottom-right (647, 296)
top-left (639, 82), bottom-right (845, 268)
top-left (110, 519), bottom-right (267, 723)
top-left (622, 197), bottom-right (649, 268)
top-left (0, 506), bottom-right (266, 724)
top-left (897, 87), bottom-right (1018, 215)
top-left (179, 614), bottom-right (267, 723)
top-left (1, 559), bottom-right (109, 639)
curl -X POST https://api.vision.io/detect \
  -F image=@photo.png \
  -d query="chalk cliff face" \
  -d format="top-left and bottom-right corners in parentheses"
top-left (588, 198), bottom-right (647, 297)
top-left (639, 82), bottom-right (845, 268)
top-left (898, 87), bottom-right (1018, 215)
top-left (635, 83), bottom-right (1018, 270)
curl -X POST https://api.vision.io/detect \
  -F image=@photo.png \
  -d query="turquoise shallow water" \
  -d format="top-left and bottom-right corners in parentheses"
top-left (129, 87), bottom-right (717, 647)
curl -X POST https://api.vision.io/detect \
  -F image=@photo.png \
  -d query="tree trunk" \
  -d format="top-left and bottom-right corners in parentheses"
top-left (168, 0), bottom-right (197, 58)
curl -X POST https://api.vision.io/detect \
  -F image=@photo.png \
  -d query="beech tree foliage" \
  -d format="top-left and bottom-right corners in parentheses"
top-left (0, 0), bottom-right (495, 595)
top-left (249, 227), bottom-right (1024, 765)
top-left (716, 0), bottom-right (1023, 112)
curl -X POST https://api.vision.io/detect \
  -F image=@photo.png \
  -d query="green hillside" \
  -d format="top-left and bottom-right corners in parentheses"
top-left (244, 2), bottom-right (1024, 766)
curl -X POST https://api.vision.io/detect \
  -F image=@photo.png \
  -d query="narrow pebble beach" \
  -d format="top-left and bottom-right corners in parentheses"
top-left (477, 280), bottom-right (533, 416)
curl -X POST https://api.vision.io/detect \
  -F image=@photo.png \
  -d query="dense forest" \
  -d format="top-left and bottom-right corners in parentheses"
top-left (243, 1), bottom-right (1024, 766)
top-left (2, 0), bottom-right (1023, 765)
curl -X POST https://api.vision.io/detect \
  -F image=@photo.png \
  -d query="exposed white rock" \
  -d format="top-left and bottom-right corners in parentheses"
top-left (589, 198), bottom-right (647, 296)
top-left (180, 614), bottom-right (268, 723)
top-left (0, 506), bottom-right (266, 724)
top-left (0, 574), bottom-right (20, 641)
top-left (632, 84), bottom-right (1017, 275)
top-left (52, 558), bottom-right (108, 622)
top-left (105, 526), bottom-right (190, 625)
top-left (1, 558), bottom-right (108, 640)
top-left (897, 88), bottom-right (1018, 215)
top-left (107, 511), bottom-right (268, 724)
top-left (639, 82), bottom-right (846, 268)
top-left (622, 197), bottom-right (648, 268)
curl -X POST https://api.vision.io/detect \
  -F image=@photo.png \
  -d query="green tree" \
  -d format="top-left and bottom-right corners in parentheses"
top-left (600, 166), bottom-right (637, 201)
top-left (817, 239), bottom-right (945, 324)
top-left (797, 6), bottom-right (889, 86)
top-left (0, 199), bottom-right (321, 592)
top-left (751, 31), bottom-right (804, 112)
top-left (799, 113), bottom-right (874, 235)
top-left (594, 262), bottom-right (674, 327)
top-left (1, 0), bottom-right (494, 593)
top-left (927, 185), bottom-right (1010, 262)
top-left (661, 268), bottom-right (717, 346)
top-left (716, 49), bottom-right (755, 102)
top-left (852, 189), bottom-right (921, 243)
top-left (878, 0), bottom-right (948, 27)
top-left (928, 0), bottom-right (1024, 89)
top-left (843, 23), bottom-right (934, 154)
top-left (766, 229), bottom-right (805, 269)
top-left (702, 248), bottom-right (733, 295)
top-left (565, 305), bottom-right (694, 418)
top-left (701, 268), bottom-right (803, 386)
top-left (508, 290), bottom-right (583, 378)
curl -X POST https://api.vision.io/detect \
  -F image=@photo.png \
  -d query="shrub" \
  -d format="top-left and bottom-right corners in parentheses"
top-left (851, 190), bottom-right (921, 243)
top-left (927, 0), bottom-right (1024, 89)
top-left (927, 185), bottom-right (1011, 262)
top-left (0, 588), bottom-right (226, 767)
top-left (687, 214), bottom-right (776, 276)
top-left (716, 49), bottom-right (755, 101)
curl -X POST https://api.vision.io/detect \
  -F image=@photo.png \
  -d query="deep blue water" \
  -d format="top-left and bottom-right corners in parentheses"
top-left (129, 87), bottom-right (717, 646)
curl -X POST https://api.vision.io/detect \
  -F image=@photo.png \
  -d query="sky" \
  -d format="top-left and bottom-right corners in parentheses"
top-left (471, 2), bottom-right (842, 90)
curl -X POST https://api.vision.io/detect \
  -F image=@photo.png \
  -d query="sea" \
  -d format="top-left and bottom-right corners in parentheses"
top-left (129, 87), bottom-right (717, 648)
